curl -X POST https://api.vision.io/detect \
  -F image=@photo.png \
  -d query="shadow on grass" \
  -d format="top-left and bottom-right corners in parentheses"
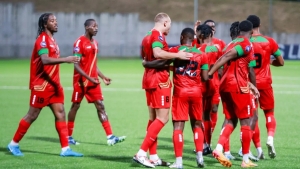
top-left (1, 146), bottom-right (57, 156)
top-left (27, 136), bottom-right (59, 143)
top-left (87, 154), bottom-right (132, 164)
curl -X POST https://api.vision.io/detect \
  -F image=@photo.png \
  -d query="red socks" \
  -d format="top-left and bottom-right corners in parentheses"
top-left (252, 121), bottom-right (261, 148)
top-left (217, 124), bottom-right (234, 146)
top-left (102, 121), bottom-right (113, 136)
top-left (193, 127), bottom-right (204, 152)
top-left (55, 121), bottom-right (69, 148)
top-left (140, 119), bottom-right (164, 152)
top-left (12, 119), bottom-right (31, 143)
top-left (265, 112), bottom-right (276, 137)
top-left (203, 121), bottom-right (212, 145)
top-left (173, 130), bottom-right (183, 157)
top-left (210, 112), bottom-right (218, 133)
top-left (224, 139), bottom-right (230, 152)
top-left (241, 125), bottom-right (252, 155)
top-left (67, 121), bottom-right (74, 136)
top-left (147, 120), bottom-right (158, 155)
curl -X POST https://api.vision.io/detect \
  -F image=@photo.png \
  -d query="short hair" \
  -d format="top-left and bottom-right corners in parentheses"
top-left (238, 20), bottom-right (253, 32)
top-left (204, 19), bottom-right (215, 25)
top-left (154, 13), bottom-right (169, 22)
top-left (230, 21), bottom-right (240, 38)
top-left (200, 24), bottom-right (213, 38)
top-left (37, 13), bottom-right (53, 38)
top-left (181, 28), bottom-right (195, 40)
top-left (196, 24), bottom-right (203, 32)
top-left (247, 15), bottom-right (260, 28)
top-left (84, 19), bottom-right (95, 27)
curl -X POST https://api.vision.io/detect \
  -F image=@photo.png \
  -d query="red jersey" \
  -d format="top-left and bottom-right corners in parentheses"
top-left (142, 29), bottom-right (170, 89)
top-left (200, 44), bottom-right (222, 96)
top-left (73, 36), bottom-right (99, 87)
top-left (220, 36), bottom-right (254, 93)
top-left (29, 32), bottom-right (61, 91)
top-left (170, 46), bottom-right (208, 97)
top-left (192, 38), bottom-right (201, 48)
top-left (250, 34), bottom-right (282, 89)
top-left (212, 37), bottom-right (226, 50)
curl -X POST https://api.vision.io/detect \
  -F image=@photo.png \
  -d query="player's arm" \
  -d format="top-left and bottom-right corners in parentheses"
top-left (201, 53), bottom-right (209, 81)
top-left (218, 67), bottom-right (223, 79)
top-left (40, 54), bottom-right (79, 65)
top-left (249, 67), bottom-right (256, 87)
top-left (201, 69), bottom-right (208, 81)
top-left (268, 38), bottom-right (284, 66)
top-left (73, 63), bottom-right (99, 84)
top-left (208, 48), bottom-right (238, 77)
top-left (142, 59), bottom-right (173, 69)
top-left (97, 67), bottom-right (111, 85)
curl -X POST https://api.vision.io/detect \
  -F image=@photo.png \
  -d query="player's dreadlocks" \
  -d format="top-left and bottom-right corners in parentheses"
top-left (230, 21), bottom-right (240, 39)
top-left (84, 19), bottom-right (95, 27)
top-left (200, 24), bottom-right (213, 39)
top-left (37, 13), bottom-right (52, 38)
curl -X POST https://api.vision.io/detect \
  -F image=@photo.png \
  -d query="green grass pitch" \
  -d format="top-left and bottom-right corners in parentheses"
top-left (0, 59), bottom-right (299, 169)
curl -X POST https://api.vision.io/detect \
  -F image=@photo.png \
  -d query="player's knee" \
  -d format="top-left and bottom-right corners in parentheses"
top-left (212, 105), bottom-right (218, 112)
top-left (72, 103), bottom-right (81, 110)
top-left (96, 101), bottom-right (105, 112)
top-left (26, 109), bottom-right (40, 122)
top-left (194, 120), bottom-right (202, 128)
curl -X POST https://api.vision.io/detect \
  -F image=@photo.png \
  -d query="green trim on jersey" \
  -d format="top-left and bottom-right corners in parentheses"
top-left (250, 36), bottom-right (268, 43)
top-left (74, 53), bottom-right (82, 57)
top-left (152, 41), bottom-right (163, 48)
top-left (248, 60), bottom-right (256, 67)
top-left (201, 64), bottom-right (209, 70)
top-left (191, 47), bottom-right (201, 54)
top-left (273, 49), bottom-right (281, 57)
top-left (178, 46), bottom-right (202, 54)
top-left (235, 45), bottom-right (244, 57)
top-left (232, 38), bottom-right (244, 43)
top-left (205, 45), bottom-right (218, 53)
top-left (147, 31), bottom-right (152, 36)
top-left (38, 48), bottom-right (49, 56)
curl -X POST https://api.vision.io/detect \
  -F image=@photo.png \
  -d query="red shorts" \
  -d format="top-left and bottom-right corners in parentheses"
top-left (258, 88), bottom-right (274, 110)
top-left (203, 92), bottom-right (220, 112)
top-left (220, 92), bottom-right (252, 119)
top-left (72, 84), bottom-right (103, 103)
top-left (30, 88), bottom-right (64, 108)
top-left (172, 96), bottom-right (202, 121)
top-left (145, 87), bottom-right (171, 109)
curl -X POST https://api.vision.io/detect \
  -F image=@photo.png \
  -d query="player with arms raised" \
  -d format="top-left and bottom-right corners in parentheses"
top-left (208, 20), bottom-right (258, 168)
top-left (247, 15), bottom-right (284, 159)
top-left (133, 13), bottom-right (192, 168)
top-left (7, 13), bottom-right (83, 157)
top-left (168, 28), bottom-right (209, 168)
top-left (67, 19), bottom-right (126, 146)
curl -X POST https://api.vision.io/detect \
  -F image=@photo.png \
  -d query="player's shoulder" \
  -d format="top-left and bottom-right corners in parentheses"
top-left (35, 33), bottom-right (48, 48)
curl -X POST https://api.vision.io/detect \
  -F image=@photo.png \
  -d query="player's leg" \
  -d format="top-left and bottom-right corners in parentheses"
top-left (203, 96), bottom-right (212, 155)
top-left (134, 87), bottom-right (171, 168)
top-left (259, 88), bottom-right (276, 159)
top-left (7, 106), bottom-right (42, 156)
top-left (67, 102), bottom-right (81, 145)
top-left (222, 118), bottom-right (238, 160)
top-left (210, 91), bottom-right (220, 135)
top-left (212, 92), bottom-right (235, 167)
top-left (67, 86), bottom-right (84, 145)
top-left (49, 88), bottom-right (82, 157)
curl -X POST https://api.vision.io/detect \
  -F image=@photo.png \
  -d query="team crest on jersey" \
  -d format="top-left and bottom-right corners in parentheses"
top-left (158, 36), bottom-right (164, 42)
top-left (40, 41), bottom-right (46, 48)
top-left (245, 45), bottom-right (251, 52)
top-left (74, 47), bottom-right (80, 53)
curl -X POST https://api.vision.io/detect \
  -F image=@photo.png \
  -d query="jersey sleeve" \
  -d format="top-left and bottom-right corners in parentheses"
top-left (73, 39), bottom-right (83, 57)
top-left (201, 53), bottom-right (209, 70)
top-left (234, 40), bottom-right (252, 57)
top-left (268, 37), bottom-right (281, 57)
top-left (35, 35), bottom-right (49, 56)
top-left (169, 46), bottom-right (179, 53)
top-left (151, 31), bottom-right (165, 49)
top-left (248, 52), bottom-right (256, 67)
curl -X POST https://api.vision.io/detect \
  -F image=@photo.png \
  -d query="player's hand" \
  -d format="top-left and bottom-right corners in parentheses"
top-left (177, 49), bottom-right (193, 60)
top-left (90, 77), bottom-right (100, 84)
top-left (194, 20), bottom-right (201, 33)
top-left (142, 59), bottom-right (146, 67)
top-left (65, 56), bottom-right (80, 63)
top-left (103, 77), bottom-right (111, 85)
top-left (248, 82), bottom-right (260, 98)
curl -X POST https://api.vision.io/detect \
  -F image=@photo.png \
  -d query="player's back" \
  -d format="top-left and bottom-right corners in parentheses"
top-left (172, 46), bottom-right (208, 97)
top-left (250, 34), bottom-right (281, 89)
top-left (30, 32), bottom-right (61, 91)
top-left (220, 36), bottom-right (253, 93)
top-left (212, 37), bottom-right (226, 50)
top-left (141, 29), bottom-right (170, 89)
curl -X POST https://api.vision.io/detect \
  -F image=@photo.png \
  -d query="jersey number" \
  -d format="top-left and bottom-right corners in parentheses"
top-left (175, 61), bottom-right (199, 77)
top-left (253, 53), bottom-right (262, 68)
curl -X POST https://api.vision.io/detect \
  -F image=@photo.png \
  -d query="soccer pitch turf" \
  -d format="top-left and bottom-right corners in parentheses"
top-left (0, 59), bottom-right (299, 169)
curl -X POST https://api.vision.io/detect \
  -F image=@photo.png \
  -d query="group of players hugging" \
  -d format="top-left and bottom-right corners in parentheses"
top-left (134, 13), bottom-right (283, 168)
top-left (5, 11), bottom-right (283, 169)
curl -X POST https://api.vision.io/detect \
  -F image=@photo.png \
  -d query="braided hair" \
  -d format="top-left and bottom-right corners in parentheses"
top-left (36, 13), bottom-right (52, 38)
top-left (200, 24), bottom-right (213, 39)
top-left (230, 21), bottom-right (240, 40)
